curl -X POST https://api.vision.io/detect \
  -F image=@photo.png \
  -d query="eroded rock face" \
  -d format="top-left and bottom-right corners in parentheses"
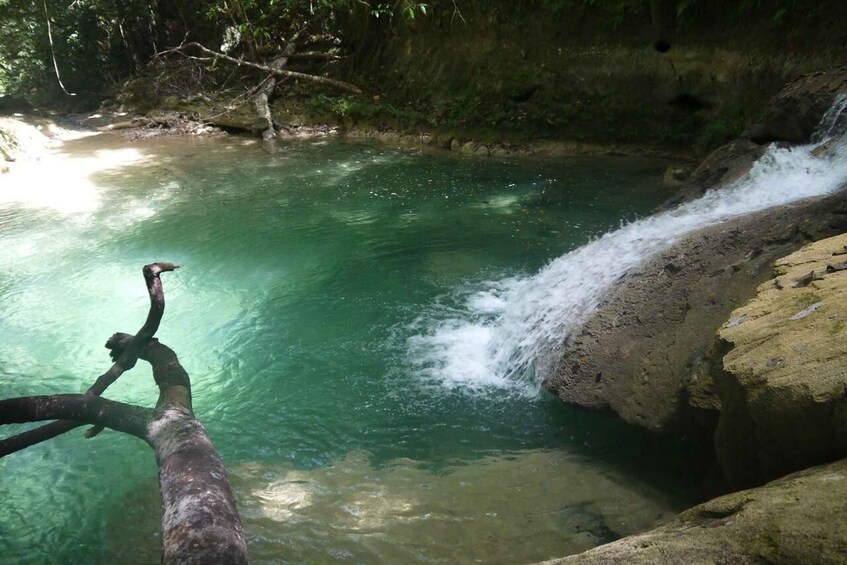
top-left (742, 64), bottom-right (847, 145)
top-left (544, 458), bottom-right (847, 565)
top-left (715, 233), bottom-right (847, 488)
top-left (543, 193), bottom-right (847, 434)
top-left (545, 67), bottom-right (847, 439)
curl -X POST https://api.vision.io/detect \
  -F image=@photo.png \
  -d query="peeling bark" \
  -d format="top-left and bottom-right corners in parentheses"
top-left (149, 408), bottom-right (247, 564)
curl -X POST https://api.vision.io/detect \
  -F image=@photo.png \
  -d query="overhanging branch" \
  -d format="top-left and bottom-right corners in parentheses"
top-left (0, 262), bottom-right (179, 456)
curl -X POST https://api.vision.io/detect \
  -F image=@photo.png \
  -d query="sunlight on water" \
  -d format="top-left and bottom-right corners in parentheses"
top-left (408, 95), bottom-right (847, 393)
top-left (0, 132), bottom-right (689, 563)
top-left (107, 448), bottom-right (680, 564)
top-left (1, 142), bottom-right (149, 215)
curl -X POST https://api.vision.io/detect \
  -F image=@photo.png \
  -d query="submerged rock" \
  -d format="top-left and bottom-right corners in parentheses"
top-left (716, 233), bottom-right (847, 488)
top-left (545, 458), bottom-right (847, 564)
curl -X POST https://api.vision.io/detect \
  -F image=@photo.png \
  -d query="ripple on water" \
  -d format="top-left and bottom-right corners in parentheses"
top-left (0, 135), bottom-right (680, 563)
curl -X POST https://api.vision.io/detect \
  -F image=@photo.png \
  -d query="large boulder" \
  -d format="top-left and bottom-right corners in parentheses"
top-left (543, 192), bottom-right (847, 434)
top-left (715, 233), bottom-right (847, 488)
top-left (742, 65), bottom-right (847, 144)
top-left (543, 458), bottom-right (847, 564)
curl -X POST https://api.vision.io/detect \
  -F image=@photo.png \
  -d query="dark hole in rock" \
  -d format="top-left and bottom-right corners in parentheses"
top-left (654, 39), bottom-right (671, 53)
top-left (509, 85), bottom-right (539, 103)
top-left (669, 93), bottom-right (710, 113)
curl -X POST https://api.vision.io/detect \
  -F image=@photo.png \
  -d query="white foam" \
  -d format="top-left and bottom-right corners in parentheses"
top-left (408, 95), bottom-right (847, 395)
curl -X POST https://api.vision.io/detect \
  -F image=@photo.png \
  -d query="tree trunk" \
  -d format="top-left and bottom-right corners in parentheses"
top-left (253, 41), bottom-right (298, 140)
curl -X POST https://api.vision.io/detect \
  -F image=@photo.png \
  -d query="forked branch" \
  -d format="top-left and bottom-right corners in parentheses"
top-left (0, 264), bottom-right (248, 564)
top-left (0, 262), bottom-right (179, 456)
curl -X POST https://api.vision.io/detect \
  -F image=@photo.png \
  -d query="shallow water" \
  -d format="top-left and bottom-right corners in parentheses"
top-left (0, 134), bottom-right (690, 563)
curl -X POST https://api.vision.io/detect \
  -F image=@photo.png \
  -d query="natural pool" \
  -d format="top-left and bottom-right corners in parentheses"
top-left (0, 134), bottom-right (694, 563)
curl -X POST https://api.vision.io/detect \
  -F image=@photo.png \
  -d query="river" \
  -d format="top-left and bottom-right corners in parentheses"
top-left (0, 132), bottom-right (695, 563)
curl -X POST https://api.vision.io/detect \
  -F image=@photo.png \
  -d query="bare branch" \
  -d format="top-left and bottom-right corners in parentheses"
top-left (0, 262), bottom-right (179, 456)
top-left (0, 266), bottom-right (248, 563)
top-left (104, 331), bottom-right (247, 563)
top-left (158, 42), bottom-right (362, 94)
top-left (288, 51), bottom-right (341, 61)
top-left (106, 333), bottom-right (192, 411)
top-left (0, 395), bottom-right (151, 439)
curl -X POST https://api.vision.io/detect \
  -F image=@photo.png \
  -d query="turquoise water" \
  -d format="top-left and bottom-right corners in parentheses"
top-left (0, 135), bottom-right (690, 563)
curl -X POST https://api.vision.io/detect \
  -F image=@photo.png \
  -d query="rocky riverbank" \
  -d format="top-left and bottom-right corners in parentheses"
top-left (543, 66), bottom-right (847, 563)
top-left (544, 457), bottom-right (847, 564)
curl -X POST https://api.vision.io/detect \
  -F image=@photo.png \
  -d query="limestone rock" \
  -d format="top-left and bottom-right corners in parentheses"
top-left (544, 458), bottom-right (847, 565)
top-left (544, 193), bottom-right (847, 434)
top-left (715, 233), bottom-right (847, 488)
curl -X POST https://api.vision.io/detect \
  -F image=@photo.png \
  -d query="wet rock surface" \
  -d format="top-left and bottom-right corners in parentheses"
top-left (545, 69), bottom-right (847, 438)
top-left (742, 64), bottom-right (847, 145)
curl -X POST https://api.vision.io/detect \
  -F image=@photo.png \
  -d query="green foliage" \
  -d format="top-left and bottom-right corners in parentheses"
top-left (0, 0), bottom-right (161, 105)
top-left (532, 0), bottom-right (640, 26)
top-left (693, 114), bottom-right (743, 152)
top-left (309, 93), bottom-right (427, 126)
top-left (676, 0), bottom-right (818, 26)
top-left (370, 1), bottom-right (428, 19)
top-left (0, 0), bottom-right (427, 107)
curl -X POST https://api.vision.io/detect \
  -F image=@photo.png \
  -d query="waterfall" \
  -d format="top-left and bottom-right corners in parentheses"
top-left (408, 94), bottom-right (847, 396)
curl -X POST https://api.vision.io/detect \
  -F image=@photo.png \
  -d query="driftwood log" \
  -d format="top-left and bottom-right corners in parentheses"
top-left (0, 263), bottom-right (247, 564)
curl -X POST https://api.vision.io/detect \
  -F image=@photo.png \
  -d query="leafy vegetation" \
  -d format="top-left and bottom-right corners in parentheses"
top-left (0, 0), bottom-right (420, 107)
top-left (0, 0), bottom-right (839, 153)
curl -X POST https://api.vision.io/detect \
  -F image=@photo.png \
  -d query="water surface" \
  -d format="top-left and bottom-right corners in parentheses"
top-left (0, 134), bottom-right (689, 563)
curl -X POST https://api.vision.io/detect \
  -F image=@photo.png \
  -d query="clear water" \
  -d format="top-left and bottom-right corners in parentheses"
top-left (0, 134), bottom-right (690, 563)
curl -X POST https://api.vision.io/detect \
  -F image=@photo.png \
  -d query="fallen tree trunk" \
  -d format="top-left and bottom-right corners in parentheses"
top-left (0, 263), bottom-right (247, 564)
top-left (253, 41), bottom-right (298, 140)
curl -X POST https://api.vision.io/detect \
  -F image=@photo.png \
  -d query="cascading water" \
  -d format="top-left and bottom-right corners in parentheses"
top-left (408, 94), bottom-right (847, 395)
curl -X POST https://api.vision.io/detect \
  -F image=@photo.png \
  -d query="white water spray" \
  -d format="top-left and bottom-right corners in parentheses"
top-left (408, 95), bottom-right (847, 396)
